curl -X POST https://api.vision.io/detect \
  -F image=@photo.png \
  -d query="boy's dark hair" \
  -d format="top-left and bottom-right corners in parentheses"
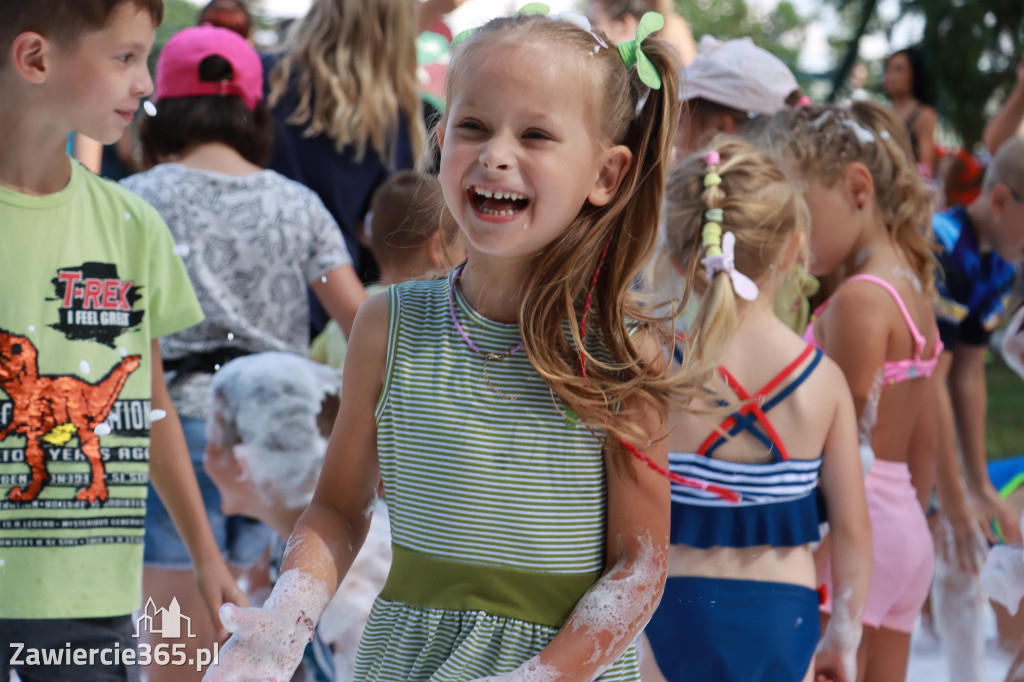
top-left (139, 55), bottom-right (273, 167)
top-left (0, 0), bottom-right (163, 67)
top-left (198, 0), bottom-right (251, 39)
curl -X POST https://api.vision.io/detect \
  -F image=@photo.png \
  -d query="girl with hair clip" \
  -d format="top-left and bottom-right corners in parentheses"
top-left (205, 7), bottom-right (691, 682)
top-left (774, 100), bottom-right (943, 682)
top-left (643, 138), bottom-right (871, 682)
top-left (263, 0), bottom-right (427, 325)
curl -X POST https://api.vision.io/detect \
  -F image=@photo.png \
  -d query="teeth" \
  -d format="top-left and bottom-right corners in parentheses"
top-left (473, 187), bottom-right (526, 202)
top-left (480, 207), bottom-right (517, 216)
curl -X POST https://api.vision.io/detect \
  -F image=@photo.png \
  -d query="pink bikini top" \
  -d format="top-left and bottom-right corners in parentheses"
top-left (803, 274), bottom-right (943, 385)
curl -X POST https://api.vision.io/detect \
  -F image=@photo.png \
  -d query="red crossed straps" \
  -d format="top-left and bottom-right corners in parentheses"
top-left (697, 344), bottom-right (816, 461)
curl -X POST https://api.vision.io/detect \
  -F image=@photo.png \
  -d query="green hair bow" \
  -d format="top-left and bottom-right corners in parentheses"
top-left (617, 12), bottom-right (664, 90)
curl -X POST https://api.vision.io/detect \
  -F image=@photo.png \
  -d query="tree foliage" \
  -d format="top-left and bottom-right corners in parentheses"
top-left (825, 0), bottom-right (1024, 149)
top-left (673, 0), bottom-right (809, 75)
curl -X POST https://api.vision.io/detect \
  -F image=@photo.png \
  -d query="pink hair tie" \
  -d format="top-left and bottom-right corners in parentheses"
top-left (703, 150), bottom-right (720, 166)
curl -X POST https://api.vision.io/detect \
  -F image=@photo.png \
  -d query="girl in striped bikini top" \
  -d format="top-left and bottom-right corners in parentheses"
top-left (646, 139), bottom-right (872, 682)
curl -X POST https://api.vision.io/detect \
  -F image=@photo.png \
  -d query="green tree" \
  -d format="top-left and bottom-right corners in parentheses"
top-left (151, 0), bottom-right (202, 70)
top-left (824, 0), bottom-right (1024, 149)
top-left (152, 0), bottom-right (271, 70)
top-left (673, 0), bottom-right (810, 75)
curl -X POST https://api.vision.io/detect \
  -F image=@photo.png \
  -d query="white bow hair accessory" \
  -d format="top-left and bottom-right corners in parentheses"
top-left (699, 231), bottom-right (760, 301)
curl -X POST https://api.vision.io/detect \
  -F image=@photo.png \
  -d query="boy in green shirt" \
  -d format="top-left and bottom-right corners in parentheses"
top-left (0, 2), bottom-right (243, 679)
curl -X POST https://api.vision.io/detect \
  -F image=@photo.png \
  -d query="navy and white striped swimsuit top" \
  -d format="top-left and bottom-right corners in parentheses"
top-left (669, 344), bottom-right (824, 549)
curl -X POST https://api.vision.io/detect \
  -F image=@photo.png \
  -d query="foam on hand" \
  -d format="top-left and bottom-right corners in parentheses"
top-left (981, 544), bottom-right (1024, 616)
top-left (816, 586), bottom-right (862, 682)
top-left (207, 352), bottom-right (342, 509)
top-left (1000, 305), bottom-right (1024, 381)
top-left (203, 569), bottom-right (333, 682)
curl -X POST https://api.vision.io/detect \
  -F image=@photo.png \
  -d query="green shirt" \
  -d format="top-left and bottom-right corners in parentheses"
top-left (0, 159), bottom-right (203, 618)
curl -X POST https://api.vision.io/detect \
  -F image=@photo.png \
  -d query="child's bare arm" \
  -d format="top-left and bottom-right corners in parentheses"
top-left (948, 343), bottom-right (1022, 542)
top-left (982, 56), bottom-right (1024, 154)
top-left (815, 363), bottom-right (871, 682)
top-left (276, 291), bottom-right (387, 590)
top-left (148, 339), bottom-right (247, 639)
top-left (310, 264), bottom-right (369, 338)
top-left (203, 293), bottom-right (388, 682)
top-left (479, 334), bottom-right (670, 681)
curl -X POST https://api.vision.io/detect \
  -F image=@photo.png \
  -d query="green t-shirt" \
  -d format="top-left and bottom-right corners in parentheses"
top-left (0, 159), bottom-right (203, 619)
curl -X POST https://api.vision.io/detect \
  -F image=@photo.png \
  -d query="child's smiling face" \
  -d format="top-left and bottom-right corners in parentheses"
top-left (438, 38), bottom-right (629, 266)
top-left (46, 3), bottom-right (156, 144)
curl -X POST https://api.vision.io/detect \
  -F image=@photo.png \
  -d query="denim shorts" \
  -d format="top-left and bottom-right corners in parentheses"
top-left (0, 615), bottom-right (140, 682)
top-left (143, 417), bottom-right (273, 569)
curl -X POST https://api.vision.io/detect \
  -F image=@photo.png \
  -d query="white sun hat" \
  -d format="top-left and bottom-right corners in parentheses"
top-left (682, 36), bottom-right (799, 115)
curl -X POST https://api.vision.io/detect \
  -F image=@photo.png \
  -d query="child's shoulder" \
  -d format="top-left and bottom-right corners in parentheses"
top-left (76, 164), bottom-right (166, 232)
top-left (392, 275), bottom-right (450, 297)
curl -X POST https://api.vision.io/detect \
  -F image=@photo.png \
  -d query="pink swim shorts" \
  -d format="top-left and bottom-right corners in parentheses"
top-left (821, 458), bottom-right (934, 633)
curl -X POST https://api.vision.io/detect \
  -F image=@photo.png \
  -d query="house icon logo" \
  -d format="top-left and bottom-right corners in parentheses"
top-left (134, 597), bottom-right (197, 639)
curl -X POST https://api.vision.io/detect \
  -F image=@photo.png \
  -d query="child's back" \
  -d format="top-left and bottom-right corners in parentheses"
top-left (644, 140), bottom-right (871, 682)
top-left (772, 100), bottom-right (942, 682)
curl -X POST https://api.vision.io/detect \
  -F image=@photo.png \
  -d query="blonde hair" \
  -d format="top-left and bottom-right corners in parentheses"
top-left (774, 101), bottom-right (937, 292)
top-left (266, 0), bottom-right (426, 167)
top-left (663, 137), bottom-right (810, 370)
top-left (444, 15), bottom-right (681, 448)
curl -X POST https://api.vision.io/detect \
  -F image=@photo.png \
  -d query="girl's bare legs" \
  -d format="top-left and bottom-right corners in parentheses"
top-left (859, 627), bottom-right (912, 682)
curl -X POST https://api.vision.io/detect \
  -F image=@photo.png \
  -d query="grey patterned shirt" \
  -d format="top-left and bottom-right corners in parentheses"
top-left (122, 164), bottom-right (352, 418)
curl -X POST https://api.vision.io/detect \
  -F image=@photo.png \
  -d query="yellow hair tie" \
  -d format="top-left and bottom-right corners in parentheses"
top-left (702, 222), bottom-right (723, 256)
top-left (704, 172), bottom-right (722, 188)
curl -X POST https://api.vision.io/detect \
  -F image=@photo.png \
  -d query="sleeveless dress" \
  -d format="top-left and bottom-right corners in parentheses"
top-left (353, 273), bottom-right (641, 681)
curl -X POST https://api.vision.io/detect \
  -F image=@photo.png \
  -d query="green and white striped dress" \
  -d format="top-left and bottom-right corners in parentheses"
top-left (353, 273), bottom-right (641, 681)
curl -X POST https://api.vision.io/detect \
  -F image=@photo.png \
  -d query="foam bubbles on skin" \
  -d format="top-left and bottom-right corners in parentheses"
top-left (564, 531), bottom-right (665, 674)
top-left (472, 660), bottom-right (561, 682)
top-left (150, 409), bottom-right (167, 423)
top-left (209, 353), bottom-right (342, 510)
top-left (206, 570), bottom-right (332, 682)
top-left (816, 587), bottom-right (862, 681)
top-left (27, 325), bottom-right (35, 333)
top-left (80, 360), bottom-right (91, 375)
top-left (94, 423), bottom-right (112, 437)
top-left (982, 545), bottom-right (1024, 615)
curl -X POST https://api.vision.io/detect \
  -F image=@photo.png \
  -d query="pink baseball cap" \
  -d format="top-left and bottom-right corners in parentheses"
top-left (682, 36), bottom-right (799, 116)
top-left (154, 25), bottom-right (263, 111)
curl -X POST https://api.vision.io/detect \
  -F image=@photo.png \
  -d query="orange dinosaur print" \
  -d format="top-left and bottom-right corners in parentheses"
top-left (0, 330), bottom-right (140, 504)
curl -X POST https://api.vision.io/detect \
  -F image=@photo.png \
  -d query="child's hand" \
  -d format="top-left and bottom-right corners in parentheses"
top-left (971, 485), bottom-right (1023, 544)
top-left (201, 602), bottom-right (314, 682)
top-left (202, 569), bottom-right (331, 682)
top-left (940, 507), bottom-right (990, 574)
top-left (195, 559), bottom-right (249, 641)
top-left (1000, 306), bottom-right (1024, 380)
top-left (814, 620), bottom-right (861, 682)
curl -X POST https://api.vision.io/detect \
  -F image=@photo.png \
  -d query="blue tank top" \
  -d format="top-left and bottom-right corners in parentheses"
top-left (669, 345), bottom-right (824, 549)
